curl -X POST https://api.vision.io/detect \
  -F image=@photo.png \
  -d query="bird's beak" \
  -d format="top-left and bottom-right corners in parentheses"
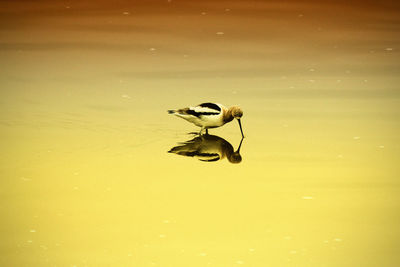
top-left (237, 119), bottom-right (244, 138)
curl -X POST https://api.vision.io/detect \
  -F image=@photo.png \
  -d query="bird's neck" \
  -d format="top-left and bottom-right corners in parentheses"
top-left (223, 108), bottom-right (234, 124)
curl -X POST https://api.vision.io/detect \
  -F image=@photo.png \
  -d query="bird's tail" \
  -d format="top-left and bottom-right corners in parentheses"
top-left (167, 110), bottom-right (176, 114)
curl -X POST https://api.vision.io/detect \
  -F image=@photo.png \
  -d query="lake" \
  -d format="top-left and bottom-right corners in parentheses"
top-left (1, 0), bottom-right (399, 266)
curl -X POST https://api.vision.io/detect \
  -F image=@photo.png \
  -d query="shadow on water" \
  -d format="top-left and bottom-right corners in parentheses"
top-left (168, 134), bottom-right (244, 163)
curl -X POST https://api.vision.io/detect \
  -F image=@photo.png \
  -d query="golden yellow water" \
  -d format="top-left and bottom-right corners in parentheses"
top-left (1, 1), bottom-right (400, 266)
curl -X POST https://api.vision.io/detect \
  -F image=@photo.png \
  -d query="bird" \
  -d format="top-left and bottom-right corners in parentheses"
top-left (168, 134), bottom-right (244, 163)
top-left (167, 102), bottom-right (244, 137)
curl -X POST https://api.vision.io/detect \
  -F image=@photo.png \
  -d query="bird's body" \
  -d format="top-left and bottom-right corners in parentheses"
top-left (168, 102), bottom-right (244, 137)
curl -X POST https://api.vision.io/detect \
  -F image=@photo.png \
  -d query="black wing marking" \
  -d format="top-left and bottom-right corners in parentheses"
top-left (186, 109), bottom-right (219, 118)
top-left (198, 103), bottom-right (221, 112)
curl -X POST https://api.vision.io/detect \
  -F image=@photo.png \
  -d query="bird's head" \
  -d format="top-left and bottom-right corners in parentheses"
top-left (230, 106), bottom-right (243, 119)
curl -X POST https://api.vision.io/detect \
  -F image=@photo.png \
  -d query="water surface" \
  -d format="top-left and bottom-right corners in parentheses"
top-left (1, 0), bottom-right (399, 266)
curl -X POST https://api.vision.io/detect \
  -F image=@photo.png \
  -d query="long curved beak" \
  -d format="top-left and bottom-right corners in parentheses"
top-left (237, 119), bottom-right (244, 138)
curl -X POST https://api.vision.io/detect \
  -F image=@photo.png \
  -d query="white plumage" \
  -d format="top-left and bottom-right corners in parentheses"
top-left (168, 102), bottom-right (244, 137)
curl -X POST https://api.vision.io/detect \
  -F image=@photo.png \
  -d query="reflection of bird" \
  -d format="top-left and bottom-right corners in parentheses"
top-left (168, 134), bottom-right (244, 163)
top-left (168, 102), bottom-right (244, 137)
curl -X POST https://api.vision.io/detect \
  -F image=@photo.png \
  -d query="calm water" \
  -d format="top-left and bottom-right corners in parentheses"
top-left (1, 0), bottom-right (400, 266)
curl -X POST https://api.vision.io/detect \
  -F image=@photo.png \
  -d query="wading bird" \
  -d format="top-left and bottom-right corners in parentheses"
top-left (168, 103), bottom-right (244, 137)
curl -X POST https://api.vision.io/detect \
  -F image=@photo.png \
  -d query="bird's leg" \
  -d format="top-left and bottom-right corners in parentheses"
top-left (205, 129), bottom-right (209, 135)
top-left (199, 127), bottom-right (204, 136)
